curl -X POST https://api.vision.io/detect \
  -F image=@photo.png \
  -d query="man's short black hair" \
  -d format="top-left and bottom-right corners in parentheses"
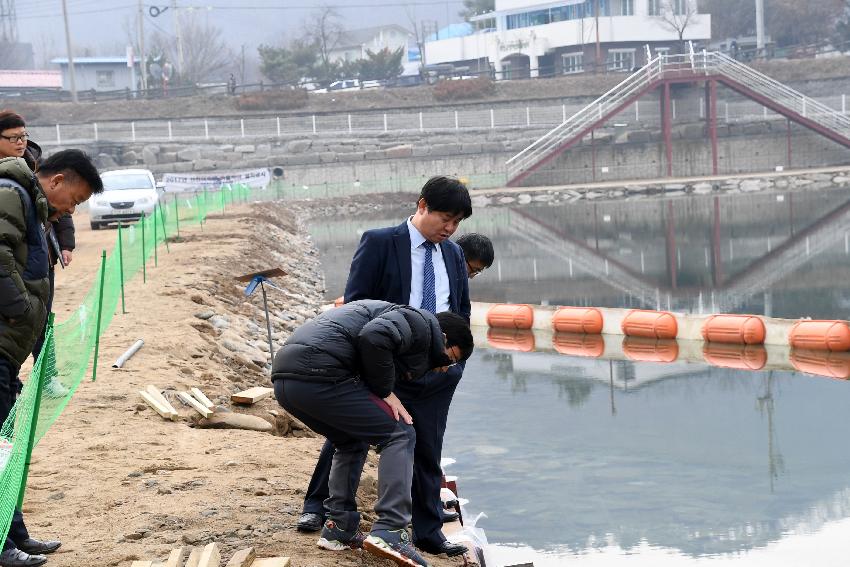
top-left (418, 176), bottom-right (472, 220)
top-left (457, 233), bottom-right (494, 268)
top-left (39, 149), bottom-right (103, 194)
top-left (436, 311), bottom-right (474, 362)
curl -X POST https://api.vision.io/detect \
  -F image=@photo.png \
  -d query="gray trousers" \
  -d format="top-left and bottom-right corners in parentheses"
top-left (274, 377), bottom-right (416, 532)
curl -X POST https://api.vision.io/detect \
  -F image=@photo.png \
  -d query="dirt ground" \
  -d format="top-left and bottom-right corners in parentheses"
top-left (22, 204), bottom-right (463, 567)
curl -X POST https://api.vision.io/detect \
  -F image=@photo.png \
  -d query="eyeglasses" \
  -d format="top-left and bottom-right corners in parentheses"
top-left (466, 260), bottom-right (487, 278)
top-left (0, 132), bottom-right (28, 144)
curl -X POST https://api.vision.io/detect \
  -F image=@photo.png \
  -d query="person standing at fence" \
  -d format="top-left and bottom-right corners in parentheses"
top-left (0, 113), bottom-right (75, 399)
top-left (0, 149), bottom-right (102, 567)
top-left (296, 176), bottom-right (473, 558)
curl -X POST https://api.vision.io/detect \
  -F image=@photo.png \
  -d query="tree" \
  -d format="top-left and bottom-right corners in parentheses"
top-left (358, 47), bottom-right (405, 81)
top-left (698, 0), bottom-right (755, 42)
top-left (658, 0), bottom-right (700, 49)
top-left (766, 0), bottom-right (843, 47)
top-left (258, 40), bottom-right (317, 84)
top-left (302, 5), bottom-right (343, 82)
top-left (147, 12), bottom-right (235, 85)
top-left (459, 0), bottom-right (495, 30)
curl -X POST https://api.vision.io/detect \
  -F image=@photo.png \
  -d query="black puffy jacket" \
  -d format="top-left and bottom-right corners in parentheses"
top-left (271, 300), bottom-right (448, 398)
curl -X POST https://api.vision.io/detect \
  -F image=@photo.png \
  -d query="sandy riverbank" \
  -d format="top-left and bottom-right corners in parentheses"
top-left (21, 203), bottom-right (463, 567)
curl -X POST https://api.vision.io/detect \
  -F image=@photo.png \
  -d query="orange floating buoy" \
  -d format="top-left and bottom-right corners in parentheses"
top-left (334, 296), bottom-right (345, 307)
top-left (622, 337), bottom-right (679, 363)
top-left (790, 349), bottom-right (850, 380)
top-left (486, 328), bottom-right (536, 352)
top-left (621, 310), bottom-right (678, 339)
top-left (788, 320), bottom-right (850, 352)
top-left (703, 343), bottom-right (767, 371)
top-left (552, 332), bottom-right (605, 358)
top-left (552, 307), bottom-right (604, 334)
top-left (486, 304), bottom-right (534, 330)
top-left (702, 314), bottom-right (766, 345)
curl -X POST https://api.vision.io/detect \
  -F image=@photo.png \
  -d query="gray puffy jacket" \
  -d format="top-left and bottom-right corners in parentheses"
top-left (271, 300), bottom-right (448, 398)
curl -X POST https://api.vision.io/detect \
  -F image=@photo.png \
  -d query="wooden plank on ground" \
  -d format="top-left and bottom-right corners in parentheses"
top-left (224, 548), bottom-right (255, 567)
top-left (250, 559), bottom-right (290, 567)
top-left (178, 391), bottom-right (213, 418)
top-left (190, 387), bottom-right (215, 410)
top-left (197, 542), bottom-right (220, 567)
top-left (231, 387), bottom-right (274, 405)
top-left (164, 546), bottom-right (189, 567)
top-left (184, 548), bottom-right (202, 567)
top-left (146, 385), bottom-right (179, 416)
top-left (140, 391), bottom-right (178, 421)
top-left (130, 562), bottom-right (153, 567)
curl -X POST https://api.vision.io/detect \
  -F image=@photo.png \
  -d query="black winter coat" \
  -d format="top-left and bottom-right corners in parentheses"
top-left (271, 300), bottom-right (448, 398)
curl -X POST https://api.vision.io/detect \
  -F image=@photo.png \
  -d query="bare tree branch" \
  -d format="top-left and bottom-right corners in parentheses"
top-left (658, 0), bottom-right (699, 45)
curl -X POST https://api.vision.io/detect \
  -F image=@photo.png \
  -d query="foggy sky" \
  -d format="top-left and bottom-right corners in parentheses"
top-left (16, 0), bottom-right (464, 68)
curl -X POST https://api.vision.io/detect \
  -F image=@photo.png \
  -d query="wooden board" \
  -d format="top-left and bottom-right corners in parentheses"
top-left (198, 542), bottom-right (220, 567)
top-left (178, 391), bottom-right (213, 418)
top-left (250, 559), bottom-right (290, 567)
top-left (191, 387), bottom-right (215, 410)
top-left (224, 548), bottom-right (255, 567)
top-left (146, 385), bottom-right (179, 417)
top-left (130, 562), bottom-right (153, 567)
top-left (140, 391), bottom-right (178, 421)
top-left (230, 387), bottom-right (274, 405)
top-left (164, 547), bottom-right (189, 567)
top-left (185, 548), bottom-right (202, 567)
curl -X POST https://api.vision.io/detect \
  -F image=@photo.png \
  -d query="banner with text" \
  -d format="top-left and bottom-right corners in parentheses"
top-left (162, 168), bottom-right (271, 192)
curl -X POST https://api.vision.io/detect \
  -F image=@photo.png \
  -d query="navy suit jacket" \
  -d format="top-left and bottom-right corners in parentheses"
top-left (344, 221), bottom-right (471, 321)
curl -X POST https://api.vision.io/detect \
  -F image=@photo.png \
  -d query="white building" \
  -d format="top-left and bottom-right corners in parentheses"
top-left (329, 25), bottom-right (412, 64)
top-left (424, 0), bottom-right (711, 78)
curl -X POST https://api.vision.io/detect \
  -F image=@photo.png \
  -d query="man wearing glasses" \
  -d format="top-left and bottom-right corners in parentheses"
top-left (457, 233), bottom-right (494, 279)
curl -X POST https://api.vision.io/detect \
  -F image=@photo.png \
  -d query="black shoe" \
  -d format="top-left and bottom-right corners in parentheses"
top-left (296, 512), bottom-right (324, 532)
top-left (417, 539), bottom-right (468, 557)
top-left (16, 539), bottom-right (60, 555)
top-left (0, 549), bottom-right (47, 567)
top-left (443, 499), bottom-right (458, 509)
top-left (441, 510), bottom-right (460, 523)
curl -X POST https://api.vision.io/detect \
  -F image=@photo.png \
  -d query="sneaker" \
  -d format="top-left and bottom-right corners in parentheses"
top-left (364, 529), bottom-right (431, 567)
top-left (42, 377), bottom-right (69, 399)
top-left (316, 519), bottom-right (366, 551)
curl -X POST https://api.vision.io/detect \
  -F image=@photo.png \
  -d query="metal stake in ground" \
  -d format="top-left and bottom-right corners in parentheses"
top-left (236, 268), bottom-right (287, 365)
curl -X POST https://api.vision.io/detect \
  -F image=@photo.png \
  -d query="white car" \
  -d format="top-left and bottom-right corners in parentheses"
top-left (89, 169), bottom-right (159, 230)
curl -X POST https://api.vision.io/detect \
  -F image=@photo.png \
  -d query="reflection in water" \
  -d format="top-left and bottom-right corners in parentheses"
top-left (310, 187), bottom-right (850, 319)
top-left (307, 187), bottom-right (850, 565)
top-left (446, 350), bottom-right (850, 564)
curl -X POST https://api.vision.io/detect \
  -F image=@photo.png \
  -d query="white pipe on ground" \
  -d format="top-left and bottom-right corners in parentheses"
top-left (113, 339), bottom-right (144, 368)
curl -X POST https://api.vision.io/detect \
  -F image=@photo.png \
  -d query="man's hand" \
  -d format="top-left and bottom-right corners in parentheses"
top-left (383, 392), bottom-right (413, 425)
top-left (61, 250), bottom-right (72, 266)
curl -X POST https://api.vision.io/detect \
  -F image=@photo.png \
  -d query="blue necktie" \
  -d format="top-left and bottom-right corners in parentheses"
top-left (421, 241), bottom-right (437, 313)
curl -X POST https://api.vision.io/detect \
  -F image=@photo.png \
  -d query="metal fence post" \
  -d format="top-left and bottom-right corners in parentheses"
top-left (240, 118), bottom-right (245, 137)
top-left (204, 119), bottom-right (209, 139)
top-left (490, 108), bottom-right (494, 129)
top-left (348, 114), bottom-right (352, 134)
top-left (454, 110), bottom-right (459, 130)
top-left (131, 121), bottom-right (136, 142)
top-left (277, 116), bottom-right (281, 137)
top-left (383, 113), bottom-right (388, 132)
top-left (91, 250), bottom-right (107, 382)
top-left (55, 124), bottom-right (61, 144)
top-left (93, 122), bottom-right (98, 141)
top-left (312, 115), bottom-right (317, 134)
top-left (526, 106), bottom-right (530, 126)
top-left (168, 120), bottom-right (173, 140)
top-left (419, 112), bottom-right (423, 132)
top-left (117, 222), bottom-right (126, 314)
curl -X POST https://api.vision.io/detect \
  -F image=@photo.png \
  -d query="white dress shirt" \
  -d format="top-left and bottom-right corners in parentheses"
top-left (407, 218), bottom-right (450, 313)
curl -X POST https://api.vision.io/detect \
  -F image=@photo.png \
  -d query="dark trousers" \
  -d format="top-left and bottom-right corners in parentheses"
top-left (0, 357), bottom-right (30, 551)
top-left (302, 365), bottom-right (463, 546)
top-left (275, 377), bottom-right (416, 532)
top-left (31, 269), bottom-right (55, 362)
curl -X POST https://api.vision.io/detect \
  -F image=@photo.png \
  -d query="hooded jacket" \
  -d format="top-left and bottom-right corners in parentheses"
top-left (0, 157), bottom-right (50, 367)
top-left (271, 300), bottom-right (448, 398)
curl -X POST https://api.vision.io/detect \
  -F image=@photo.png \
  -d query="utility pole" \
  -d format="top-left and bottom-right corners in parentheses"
top-left (61, 0), bottom-right (77, 103)
top-left (172, 0), bottom-right (185, 79)
top-left (595, 0), bottom-right (601, 72)
top-left (755, 0), bottom-right (765, 53)
top-left (138, 0), bottom-right (147, 90)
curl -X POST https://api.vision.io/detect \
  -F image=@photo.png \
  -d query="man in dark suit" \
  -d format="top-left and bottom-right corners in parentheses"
top-left (297, 176), bottom-right (473, 558)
